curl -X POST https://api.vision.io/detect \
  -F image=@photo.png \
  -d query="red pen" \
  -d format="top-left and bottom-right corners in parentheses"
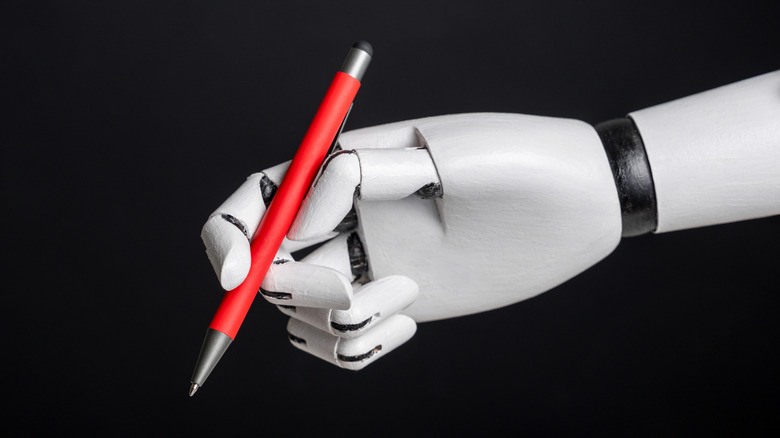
top-left (190, 41), bottom-right (373, 395)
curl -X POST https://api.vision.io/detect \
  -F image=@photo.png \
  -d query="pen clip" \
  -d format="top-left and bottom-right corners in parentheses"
top-left (327, 103), bottom-right (353, 155)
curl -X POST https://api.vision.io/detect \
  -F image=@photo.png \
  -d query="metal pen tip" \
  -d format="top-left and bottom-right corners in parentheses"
top-left (189, 383), bottom-right (200, 397)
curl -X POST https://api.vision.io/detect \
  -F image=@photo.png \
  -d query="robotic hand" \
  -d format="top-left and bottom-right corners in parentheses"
top-left (202, 70), bottom-right (779, 369)
top-left (201, 113), bottom-right (622, 369)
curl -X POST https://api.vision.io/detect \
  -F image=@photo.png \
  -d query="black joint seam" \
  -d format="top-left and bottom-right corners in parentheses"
top-left (331, 316), bottom-right (373, 332)
top-left (337, 345), bottom-right (382, 362)
top-left (220, 214), bottom-right (249, 240)
top-left (259, 288), bottom-right (291, 300)
top-left (259, 174), bottom-right (278, 208)
top-left (413, 133), bottom-right (446, 201)
top-left (278, 305), bottom-right (297, 312)
top-left (347, 232), bottom-right (368, 278)
top-left (594, 117), bottom-right (658, 237)
top-left (334, 206), bottom-right (358, 233)
top-left (415, 182), bottom-right (443, 199)
top-left (288, 333), bottom-right (306, 345)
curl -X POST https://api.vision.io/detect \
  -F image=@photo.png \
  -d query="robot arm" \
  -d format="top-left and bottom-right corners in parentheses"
top-left (200, 70), bottom-right (780, 369)
top-left (605, 70), bottom-right (780, 235)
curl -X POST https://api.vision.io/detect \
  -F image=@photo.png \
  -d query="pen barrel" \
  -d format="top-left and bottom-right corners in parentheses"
top-left (209, 71), bottom-right (362, 339)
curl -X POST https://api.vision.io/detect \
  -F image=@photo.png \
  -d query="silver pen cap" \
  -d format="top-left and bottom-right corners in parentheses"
top-left (340, 41), bottom-right (373, 82)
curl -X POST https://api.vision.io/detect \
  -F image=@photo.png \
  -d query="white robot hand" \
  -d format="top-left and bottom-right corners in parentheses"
top-left (201, 113), bottom-right (622, 369)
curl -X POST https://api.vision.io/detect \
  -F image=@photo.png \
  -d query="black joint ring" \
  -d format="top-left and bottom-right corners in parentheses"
top-left (595, 117), bottom-right (658, 237)
top-left (346, 232), bottom-right (368, 278)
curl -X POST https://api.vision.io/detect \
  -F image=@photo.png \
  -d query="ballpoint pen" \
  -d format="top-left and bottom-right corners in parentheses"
top-left (189, 41), bottom-right (373, 396)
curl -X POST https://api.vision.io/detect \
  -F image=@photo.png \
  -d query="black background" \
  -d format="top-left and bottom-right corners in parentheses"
top-left (5, 1), bottom-right (779, 435)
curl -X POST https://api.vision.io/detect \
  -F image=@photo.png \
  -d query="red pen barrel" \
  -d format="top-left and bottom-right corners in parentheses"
top-left (209, 71), bottom-right (362, 339)
top-left (190, 42), bottom-right (372, 396)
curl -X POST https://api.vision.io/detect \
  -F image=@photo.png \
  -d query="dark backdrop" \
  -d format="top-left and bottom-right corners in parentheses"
top-left (5, 1), bottom-right (779, 435)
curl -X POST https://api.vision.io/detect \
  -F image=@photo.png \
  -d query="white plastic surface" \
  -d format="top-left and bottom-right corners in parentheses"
top-left (343, 113), bottom-right (622, 322)
top-left (630, 70), bottom-right (780, 233)
top-left (202, 112), bottom-right (624, 368)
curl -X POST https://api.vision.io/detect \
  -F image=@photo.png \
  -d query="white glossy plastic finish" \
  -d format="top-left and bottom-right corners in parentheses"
top-left (201, 112), bottom-right (623, 367)
top-left (202, 72), bottom-right (780, 369)
top-left (340, 114), bottom-right (622, 321)
top-left (630, 70), bottom-right (780, 233)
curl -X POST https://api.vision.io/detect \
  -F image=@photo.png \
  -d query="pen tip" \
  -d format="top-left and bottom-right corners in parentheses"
top-left (352, 40), bottom-right (373, 57)
top-left (189, 383), bottom-right (199, 397)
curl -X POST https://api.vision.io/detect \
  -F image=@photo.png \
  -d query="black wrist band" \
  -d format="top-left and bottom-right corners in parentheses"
top-left (595, 117), bottom-right (658, 237)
